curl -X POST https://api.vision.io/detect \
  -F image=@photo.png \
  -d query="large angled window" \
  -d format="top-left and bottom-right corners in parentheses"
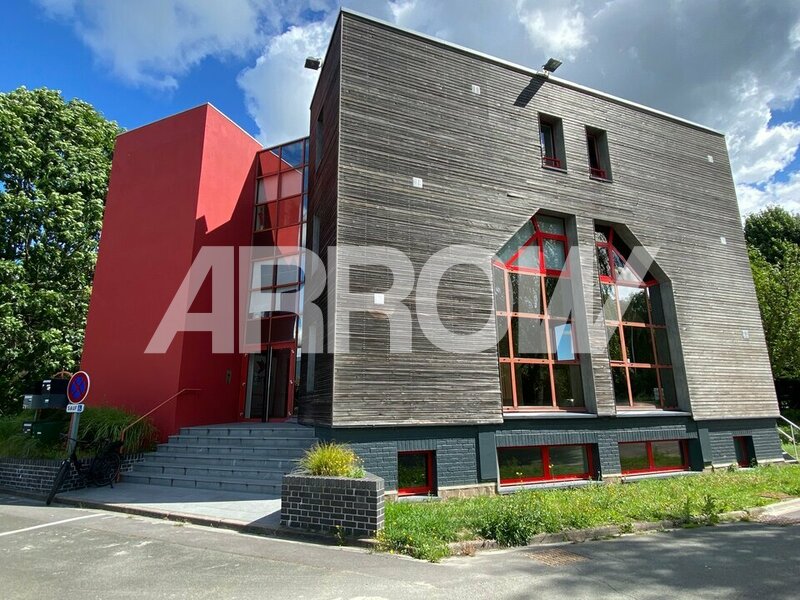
top-left (595, 225), bottom-right (677, 410)
top-left (493, 214), bottom-right (584, 412)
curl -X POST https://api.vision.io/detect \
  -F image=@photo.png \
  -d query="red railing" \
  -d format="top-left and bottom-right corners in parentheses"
top-left (590, 166), bottom-right (608, 179)
top-left (119, 388), bottom-right (200, 449)
top-left (542, 155), bottom-right (562, 169)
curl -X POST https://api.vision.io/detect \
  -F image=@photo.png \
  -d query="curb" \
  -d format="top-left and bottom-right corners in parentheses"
top-left (50, 494), bottom-right (375, 549)
top-left (447, 500), bottom-right (795, 557)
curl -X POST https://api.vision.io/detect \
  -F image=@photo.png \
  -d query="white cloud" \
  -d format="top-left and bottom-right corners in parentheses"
top-left (238, 20), bottom-right (332, 146)
top-left (37, 0), bottom-right (275, 89)
top-left (738, 174), bottom-right (800, 215)
top-left (515, 0), bottom-right (588, 59)
top-left (41, 0), bottom-right (800, 214)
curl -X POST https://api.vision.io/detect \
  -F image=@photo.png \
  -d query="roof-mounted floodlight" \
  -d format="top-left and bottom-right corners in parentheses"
top-left (304, 56), bottom-right (322, 70)
top-left (542, 58), bottom-right (562, 73)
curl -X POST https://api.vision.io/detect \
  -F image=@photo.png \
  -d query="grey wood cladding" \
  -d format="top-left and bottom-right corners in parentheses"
top-left (299, 22), bottom-right (341, 427)
top-left (303, 11), bottom-right (779, 427)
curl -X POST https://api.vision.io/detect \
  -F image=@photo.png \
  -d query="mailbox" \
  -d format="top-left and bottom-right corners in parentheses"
top-left (22, 394), bottom-right (68, 410)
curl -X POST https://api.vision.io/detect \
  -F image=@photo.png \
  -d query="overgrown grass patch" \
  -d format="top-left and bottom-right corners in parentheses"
top-left (378, 465), bottom-right (800, 561)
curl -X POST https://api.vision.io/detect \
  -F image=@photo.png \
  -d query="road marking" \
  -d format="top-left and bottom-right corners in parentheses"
top-left (0, 513), bottom-right (102, 538)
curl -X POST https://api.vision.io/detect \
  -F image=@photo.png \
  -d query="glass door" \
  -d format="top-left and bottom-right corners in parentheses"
top-left (244, 345), bottom-right (295, 421)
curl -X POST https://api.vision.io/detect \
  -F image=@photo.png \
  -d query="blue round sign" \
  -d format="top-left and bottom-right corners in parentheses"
top-left (67, 371), bottom-right (90, 404)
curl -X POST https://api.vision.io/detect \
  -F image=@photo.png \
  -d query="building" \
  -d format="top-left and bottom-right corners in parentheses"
top-left (81, 9), bottom-right (783, 498)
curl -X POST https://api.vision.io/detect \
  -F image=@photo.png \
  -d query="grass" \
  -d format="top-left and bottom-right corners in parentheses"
top-left (377, 465), bottom-right (800, 561)
top-left (0, 406), bottom-right (157, 459)
top-left (782, 440), bottom-right (799, 459)
top-left (299, 442), bottom-right (366, 478)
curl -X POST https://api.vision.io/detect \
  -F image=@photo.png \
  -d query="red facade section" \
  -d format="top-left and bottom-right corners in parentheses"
top-left (81, 105), bottom-right (261, 439)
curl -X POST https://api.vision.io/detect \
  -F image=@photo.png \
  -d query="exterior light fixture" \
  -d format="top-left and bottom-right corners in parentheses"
top-left (304, 56), bottom-right (322, 70)
top-left (542, 58), bottom-right (562, 73)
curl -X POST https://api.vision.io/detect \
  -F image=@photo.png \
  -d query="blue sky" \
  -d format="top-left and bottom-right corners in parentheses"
top-left (3, 0), bottom-right (800, 213)
top-left (1, 1), bottom-right (260, 133)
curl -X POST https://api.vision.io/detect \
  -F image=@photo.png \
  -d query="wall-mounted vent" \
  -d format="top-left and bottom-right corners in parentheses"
top-left (412, 177), bottom-right (424, 188)
top-left (471, 84), bottom-right (481, 95)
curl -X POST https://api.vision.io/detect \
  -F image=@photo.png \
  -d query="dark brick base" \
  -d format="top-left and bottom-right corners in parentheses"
top-left (317, 417), bottom-right (784, 492)
top-left (0, 454), bottom-right (144, 495)
top-left (281, 472), bottom-right (384, 537)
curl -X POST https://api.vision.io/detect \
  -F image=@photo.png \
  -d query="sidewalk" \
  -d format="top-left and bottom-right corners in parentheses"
top-left (58, 482), bottom-right (286, 536)
top-left (755, 497), bottom-right (800, 525)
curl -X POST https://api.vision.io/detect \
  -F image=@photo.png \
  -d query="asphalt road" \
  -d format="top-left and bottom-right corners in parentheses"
top-left (1, 492), bottom-right (798, 600)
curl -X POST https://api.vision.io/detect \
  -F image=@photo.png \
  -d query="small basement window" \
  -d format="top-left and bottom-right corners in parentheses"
top-left (539, 114), bottom-right (566, 170)
top-left (586, 127), bottom-right (612, 181)
top-left (497, 444), bottom-right (593, 485)
top-left (397, 451), bottom-right (435, 496)
top-left (734, 436), bottom-right (755, 468)
top-left (619, 440), bottom-right (689, 475)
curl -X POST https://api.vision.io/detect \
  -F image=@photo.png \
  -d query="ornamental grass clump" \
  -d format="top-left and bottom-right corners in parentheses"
top-left (299, 442), bottom-right (365, 478)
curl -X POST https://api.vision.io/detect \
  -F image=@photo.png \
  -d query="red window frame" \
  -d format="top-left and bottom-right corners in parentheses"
top-left (498, 444), bottom-right (594, 485)
top-left (494, 215), bottom-right (584, 412)
top-left (734, 436), bottom-right (752, 468)
top-left (619, 440), bottom-right (689, 475)
top-left (397, 450), bottom-right (435, 496)
top-left (596, 227), bottom-right (677, 410)
top-left (539, 119), bottom-right (562, 169)
top-left (586, 133), bottom-right (608, 180)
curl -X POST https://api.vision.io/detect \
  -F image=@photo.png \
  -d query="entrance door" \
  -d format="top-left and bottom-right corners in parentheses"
top-left (243, 345), bottom-right (295, 421)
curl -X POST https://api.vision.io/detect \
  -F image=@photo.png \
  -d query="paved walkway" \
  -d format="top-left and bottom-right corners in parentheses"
top-left (1, 492), bottom-right (799, 599)
top-left (59, 482), bottom-right (283, 533)
top-left (755, 497), bottom-right (800, 525)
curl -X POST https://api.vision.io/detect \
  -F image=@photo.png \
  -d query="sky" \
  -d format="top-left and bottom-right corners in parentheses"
top-left (2, 0), bottom-right (799, 215)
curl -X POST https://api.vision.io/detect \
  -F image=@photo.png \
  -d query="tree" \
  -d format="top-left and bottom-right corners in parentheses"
top-left (0, 87), bottom-right (120, 413)
top-left (744, 205), bottom-right (800, 265)
top-left (748, 245), bottom-right (800, 380)
top-left (745, 206), bottom-right (800, 383)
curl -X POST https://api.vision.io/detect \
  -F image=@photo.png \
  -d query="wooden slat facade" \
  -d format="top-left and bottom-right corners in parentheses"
top-left (301, 11), bottom-right (779, 428)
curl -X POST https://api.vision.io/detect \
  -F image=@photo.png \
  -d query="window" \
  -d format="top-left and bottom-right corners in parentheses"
top-left (493, 214), bottom-right (584, 411)
top-left (586, 127), bottom-right (612, 181)
top-left (539, 114), bottom-right (566, 170)
top-left (397, 451), bottom-right (435, 496)
top-left (619, 440), bottom-right (688, 474)
top-left (498, 444), bottom-right (593, 485)
top-left (595, 225), bottom-right (677, 410)
top-left (734, 436), bottom-right (755, 468)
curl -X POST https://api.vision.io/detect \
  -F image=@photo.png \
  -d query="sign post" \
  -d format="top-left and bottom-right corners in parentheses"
top-left (66, 371), bottom-right (90, 455)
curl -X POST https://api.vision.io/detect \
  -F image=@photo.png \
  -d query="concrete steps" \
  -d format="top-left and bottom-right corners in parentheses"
top-left (123, 422), bottom-right (316, 495)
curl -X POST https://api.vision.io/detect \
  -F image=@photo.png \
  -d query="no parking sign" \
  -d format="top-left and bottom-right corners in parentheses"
top-left (67, 371), bottom-right (90, 404)
top-left (65, 371), bottom-right (90, 454)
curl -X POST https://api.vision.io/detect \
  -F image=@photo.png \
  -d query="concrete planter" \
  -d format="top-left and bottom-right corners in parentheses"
top-left (281, 471), bottom-right (385, 537)
top-left (0, 454), bottom-right (144, 495)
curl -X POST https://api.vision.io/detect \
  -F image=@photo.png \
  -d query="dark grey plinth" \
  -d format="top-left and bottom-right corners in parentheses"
top-left (281, 471), bottom-right (385, 537)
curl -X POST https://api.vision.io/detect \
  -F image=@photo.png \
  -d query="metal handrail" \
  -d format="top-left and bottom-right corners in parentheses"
top-left (119, 388), bottom-right (200, 447)
top-left (777, 415), bottom-right (799, 460)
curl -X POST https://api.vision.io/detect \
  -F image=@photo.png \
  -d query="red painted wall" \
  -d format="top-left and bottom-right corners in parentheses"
top-left (81, 104), bottom-right (261, 439)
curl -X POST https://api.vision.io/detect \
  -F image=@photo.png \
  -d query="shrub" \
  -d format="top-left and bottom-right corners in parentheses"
top-left (0, 406), bottom-right (156, 458)
top-left (299, 442), bottom-right (365, 478)
top-left (79, 406), bottom-right (157, 454)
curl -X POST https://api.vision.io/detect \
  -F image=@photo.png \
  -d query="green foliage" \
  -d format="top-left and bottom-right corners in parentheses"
top-left (79, 406), bottom-right (157, 454)
top-left (0, 406), bottom-right (155, 458)
top-left (748, 244), bottom-right (800, 379)
top-left (745, 206), bottom-right (800, 265)
top-left (744, 207), bottom-right (800, 380)
top-left (379, 466), bottom-right (800, 561)
top-left (0, 87), bottom-right (120, 414)
top-left (299, 442), bottom-right (365, 478)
